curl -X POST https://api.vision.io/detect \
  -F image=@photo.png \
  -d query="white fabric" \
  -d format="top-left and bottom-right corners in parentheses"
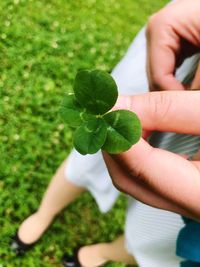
top-left (65, 26), bottom-right (200, 267)
top-left (66, 149), bottom-right (118, 213)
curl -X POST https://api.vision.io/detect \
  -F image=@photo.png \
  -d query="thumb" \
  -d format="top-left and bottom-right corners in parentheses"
top-left (115, 91), bottom-right (200, 135)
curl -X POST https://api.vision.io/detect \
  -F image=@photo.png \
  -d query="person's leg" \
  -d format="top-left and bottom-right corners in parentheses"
top-left (18, 159), bottom-right (85, 244)
top-left (77, 235), bottom-right (137, 267)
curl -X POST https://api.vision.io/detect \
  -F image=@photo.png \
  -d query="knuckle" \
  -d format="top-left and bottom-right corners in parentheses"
top-left (148, 92), bottom-right (173, 123)
top-left (146, 10), bottom-right (170, 38)
top-left (127, 148), bottom-right (154, 186)
top-left (130, 168), bottom-right (144, 182)
top-left (126, 159), bottom-right (147, 183)
top-left (146, 13), bottom-right (159, 36)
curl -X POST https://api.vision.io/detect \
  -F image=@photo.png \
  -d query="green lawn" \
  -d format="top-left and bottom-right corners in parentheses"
top-left (0, 0), bottom-right (167, 266)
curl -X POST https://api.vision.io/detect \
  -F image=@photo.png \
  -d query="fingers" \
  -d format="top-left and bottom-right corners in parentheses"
top-left (146, 0), bottom-right (200, 91)
top-left (116, 91), bottom-right (200, 135)
top-left (111, 139), bottom-right (200, 220)
top-left (146, 13), bottom-right (184, 91)
top-left (102, 150), bottom-right (186, 216)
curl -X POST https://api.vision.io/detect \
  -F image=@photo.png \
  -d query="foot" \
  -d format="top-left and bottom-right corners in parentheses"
top-left (18, 212), bottom-right (53, 244)
top-left (78, 244), bottom-right (107, 267)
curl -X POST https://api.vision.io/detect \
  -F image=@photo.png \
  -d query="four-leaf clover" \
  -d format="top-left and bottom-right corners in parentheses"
top-left (60, 69), bottom-right (141, 155)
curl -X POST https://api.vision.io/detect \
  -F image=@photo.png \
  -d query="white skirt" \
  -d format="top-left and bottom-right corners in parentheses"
top-left (65, 26), bottom-right (200, 267)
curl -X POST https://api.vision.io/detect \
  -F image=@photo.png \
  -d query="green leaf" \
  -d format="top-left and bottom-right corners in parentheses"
top-left (74, 69), bottom-right (118, 115)
top-left (60, 93), bottom-right (93, 127)
top-left (102, 110), bottom-right (141, 154)
top-left (74, 117), bottom-right (107, 155)
top-left (60, 71), bottom-right (142, 155)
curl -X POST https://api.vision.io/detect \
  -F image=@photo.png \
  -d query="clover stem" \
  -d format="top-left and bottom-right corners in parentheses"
top-left (96, 114), bottom-right (103, 118)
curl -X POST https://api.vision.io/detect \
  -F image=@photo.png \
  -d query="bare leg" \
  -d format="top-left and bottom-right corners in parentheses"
top-left (18, 162), bottom-right (137, 266)
top-left (18, 159), bottom-right (85, 244)
top-left (78, 235), bottom-right (137, 267)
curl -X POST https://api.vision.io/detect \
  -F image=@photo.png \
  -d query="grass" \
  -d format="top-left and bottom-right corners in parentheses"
top-left (0, 0), bottom-right (167, 266)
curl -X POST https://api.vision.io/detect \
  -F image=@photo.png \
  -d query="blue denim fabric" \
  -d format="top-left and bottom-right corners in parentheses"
top-left (181, 261), bottom-right (200, 267)
top-left (177, 218), bottom-right (200, 264)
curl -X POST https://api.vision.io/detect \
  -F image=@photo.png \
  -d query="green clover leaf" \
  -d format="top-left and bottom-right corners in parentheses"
top-left (60, 69), bottom-right (142, 155)
top-left (60, 93), bottom-right (93, 128)
top-left (74, 69), bottom-right (118, 115)
top-left (102, 110), bottom-right (141, 154)
top-left (74, 117), bottom-right (107, 155)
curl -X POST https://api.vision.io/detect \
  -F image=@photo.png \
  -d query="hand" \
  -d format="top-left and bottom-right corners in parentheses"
top-left (146, 0), bottom-right (200, 91)
top-left (103, 91), bottom-right (200, 221)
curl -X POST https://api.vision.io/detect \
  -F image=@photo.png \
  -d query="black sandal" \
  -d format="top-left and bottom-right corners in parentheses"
top-left (10, 232), bottom-right (37, 256)
top-left (62, 247), bottom-right (82, 267)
